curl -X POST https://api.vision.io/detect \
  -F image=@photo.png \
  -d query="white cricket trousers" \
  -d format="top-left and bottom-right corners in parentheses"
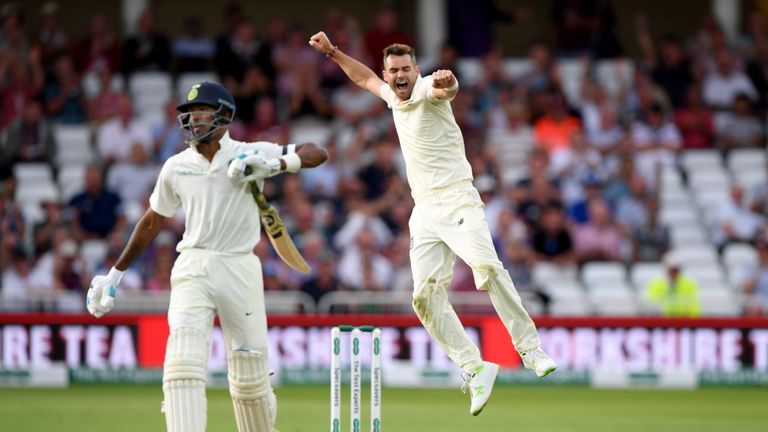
top-left (168, 248), bottom-right (268, 352)
top-left (409, 181), bottom-right (541, 373)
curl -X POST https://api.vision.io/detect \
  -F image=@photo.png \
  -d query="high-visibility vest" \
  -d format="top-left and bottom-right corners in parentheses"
top-left (645, 275), bottom-right (701, 317)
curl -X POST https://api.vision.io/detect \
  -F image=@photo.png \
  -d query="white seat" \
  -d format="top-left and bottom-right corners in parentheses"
top-left (13, 163), bottom-right (54, 184)
top-left (129, 71), bottom-right (173, 100)
top-left (670, 225), bottom-right (710, 247)
top-left (456, 58), bottom-right (484, 87)
top-left (733, 168), bottom-right (767, 191)
top-left (681, 150), bottom-right (722, 172)
top-left (672, 246), bottom-right (719, 266)
top-left (58, 164), bottom-right (86, 202)
top-left (723, 243), bottom-right (758, 269)
top-left (14, 182), bottom-right (59, 206)
top-left (683, 265), bottom-right (727, 286)
top-left (53, 125), bottom-right (93, 166)
top-left (630, 262), bottom-right (665, 291)
top-left (540, 280), bottom-right (585, 299)
top-left (582, 262), bottom-right (627, 285)
top-left (589, 282), bottom-right (638, 315)
top-left (176, 72), bottom-right (219, 98)
top-left (21, 203), bottom-right (45, 226)
top-left (550, 297), bottom-right (591, 316)
top-left (80, 239), bottom-right (109, 273)
top-left (289, 121), bottom-right (334, 147)
top-left (82, 72), bottom-right (124, 98)
top-left (699, 291), bottom-right (742, 316)
top-left (688, 170), bottom-right (731, 189)
top-left (695, 188), bottom-right (731, 213)
top-left (727, 148), bottom-right (767, 172)
top-left (659, 206), bottom-right (699, 225)
top-left (532, 262), bottom-right (578, 285)
top-left (502, 58), bottom-right (533, 79)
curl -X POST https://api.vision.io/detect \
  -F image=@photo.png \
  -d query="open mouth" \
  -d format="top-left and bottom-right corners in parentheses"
top-left (395, 81), bottom-right (408, 92)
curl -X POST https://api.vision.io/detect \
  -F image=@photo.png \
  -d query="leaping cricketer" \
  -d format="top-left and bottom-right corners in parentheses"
top-left (86, 81), bottom-right (328, 431)
top-left (310, 31), bottom-right (556, 416)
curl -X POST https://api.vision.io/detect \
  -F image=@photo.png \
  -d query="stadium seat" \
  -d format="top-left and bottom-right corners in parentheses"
top-left (681, 149), bottom-right (722, 173)
top-left (58, 164), bottom-right (86, 203)
top-left (53, 124), bottom-right (94, 166)
top-left (80, 240), bottom-right (109, 273)
top-left (723, 243), bottom-right (758, 270)
top-left (670, 225), bottom-right (710, 247)
top-left (81, 72), bottom-right (125, 98)
top-left (549, 296), bottom-right (591, 316)
top-left (289, 120), bottom-right (334, 147)
top-left (672, 246), bottom-right (719, 266)
top-left (532, 262), bottom-right (578, 286)
top-left (502, 58), bottom-right (533, 79)
top-left (630, 262), bottom-right (665, 291)
top-left (581, 262), bottom-right (627, 285)
top-left (594, 59), bottom-right (634, 98)
top-left (699, 291), bottom-right (742, 316)
top-left (727, 148), bottom-right (767, 172)
top-left (682, 265), bottom-right (727, 289)
top-left (455, 58), bottom-right (484, 87)
top-left (13, 163), bottom-right (54, 185)
top-left (556, 59), bottom-right (586, 106)
top-left (14, 182), bottom-right (59, 207)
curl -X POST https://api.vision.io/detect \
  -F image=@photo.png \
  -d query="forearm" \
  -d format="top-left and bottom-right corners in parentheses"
top-left (331, 48), bottom-right (379, 90)
top-left (295, 143), bottom-right (329, 168)
top-left (114, 209), bottom-right (165, 271)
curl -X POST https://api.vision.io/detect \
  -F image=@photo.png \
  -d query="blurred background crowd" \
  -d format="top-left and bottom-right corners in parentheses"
top-left (2, 0), bottom-right (768, 317)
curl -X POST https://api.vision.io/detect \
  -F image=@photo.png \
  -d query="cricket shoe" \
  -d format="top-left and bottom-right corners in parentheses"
top-left (461, 361), bottom-right (500, 416)
top-left (520, 347), bottom-right (557, 377)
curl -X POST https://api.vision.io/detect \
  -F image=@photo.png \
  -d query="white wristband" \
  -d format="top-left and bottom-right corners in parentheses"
top-left (108, 267), bottom-right (124, 286)
top-left (280, 152), bottom-right (301, 173)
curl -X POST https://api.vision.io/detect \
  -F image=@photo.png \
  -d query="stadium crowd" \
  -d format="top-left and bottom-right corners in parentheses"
top-left (1, 1), bottom-right (768, 316)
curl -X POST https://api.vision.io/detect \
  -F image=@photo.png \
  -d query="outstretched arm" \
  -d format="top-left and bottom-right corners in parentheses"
top-left (295, 143), bottom-right (329, 168)
top-left (309, 31), bottom-right (385, 97)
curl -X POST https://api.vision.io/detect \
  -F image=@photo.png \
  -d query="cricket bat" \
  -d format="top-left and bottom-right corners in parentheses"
top-left (249, 181), bottom-right (311, 274)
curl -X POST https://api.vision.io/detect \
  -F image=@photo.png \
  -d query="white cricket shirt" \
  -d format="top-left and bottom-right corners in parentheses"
top-left (379, 75), bottom-right (473, 199)
top-left (149, 132), bottom-right (289, 253)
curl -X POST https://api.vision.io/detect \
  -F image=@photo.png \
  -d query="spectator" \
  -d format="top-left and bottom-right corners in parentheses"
top-left (0, 56), bottom-right (44, 130)
top-left (106, 143), bottom-right (160, 204)
top-left (145, 253), bottom-right (172, 291)
top-left (52, 238), bottom-right (87, 292)
top-left (32, 198), bottom-right (67, 256)
top-left (533, 92), bottom-right (581, 169)
top-left (72, 13), bottom-right (121, 75)
top-left (0, 181), bottom-right (25, 267)
top-left (300, 138), bottom-right (339, 200)
top-left (86, 66), bottom-right (123, 125)
top-left (745, 39), bottom-right (768, 108)
top-left (364, 8), bottom-right (413, 73)
top-left (645, 251), bottom-right (700, 317)
top-left (139, 229), bottom-right (177, 281)
top-left (94, 247), bottom-right (142, 292)
top-left (152, 101), bottom-right (185, 162)
top-left (68, 165), bottom-right (124, 241)
top-left (337, 227), bottom-right (392, 291)
top-left (709, 185), bottom-right (764, 249)
top-left (637, 30), bottom-right (693, 109)
top-left (486, 102), bottom-right (535, 186)
top-left (243, 97), bottom-right (289, 143)
top-left (96, 95), bottom-right (152, 164)
top-left (216, 19), bottom-right (274, 87)
top-left (631, 198), bottom-right (670, 262)
top-left (230, 65), bottom-right (275, 124)
top-left (172, 16), bottom-right (215, 74)
top-left (614, 174), bottom-right (651, 234)
top-left (1, 246), bottom-right (52, 301)
top-left (629, 104), bottom-right (681, 186)
top-left (273, 23), bottom-right (319, 96)
top-left (447, 0), bottom-right (526, 57)
top-left (501, 235), bottom-right (551, 314)
top-left (674, 85), bottom-right (715, 149)
top-left (530, 202), bottom-right (576, 268)
top-left (0, 4), bottom-right (29, 60)
top-left (573, 199), bottom-right (623, 264)
top-left (122, 10), bottom-right (171, 76)
top-left (0, 100), bottom-right (55, 165)
top-left (742, 234), bottom-right (768, 316)
top-left (37, 2), bottom-right (70, 67)
top-left (300, 248), bottom-right (342, 305)
top-left (702, 49), bottom-right (758, 110)
top-left (43, 55), bottom-right (88, 124)
top-left (718, 93), bottom-right (765, 153)
top-left (330, 78), bottom-right (385, 129)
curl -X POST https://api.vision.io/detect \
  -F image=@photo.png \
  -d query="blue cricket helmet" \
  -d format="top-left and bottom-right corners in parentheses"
top-left (176, 81), bottom-right (236, 145)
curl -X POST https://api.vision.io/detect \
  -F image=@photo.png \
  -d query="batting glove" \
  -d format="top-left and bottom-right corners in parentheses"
top-left (227, 151), bottom-right (281, 182)
top-left (86, 267), bottom-right (123, 318)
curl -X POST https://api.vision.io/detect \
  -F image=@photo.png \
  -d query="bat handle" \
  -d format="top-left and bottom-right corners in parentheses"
top-left (249, 182), bottom-right (271, 211)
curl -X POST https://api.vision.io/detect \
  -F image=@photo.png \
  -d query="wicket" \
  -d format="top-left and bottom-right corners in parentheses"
top-left (331, 325), bottom-right (382, 432)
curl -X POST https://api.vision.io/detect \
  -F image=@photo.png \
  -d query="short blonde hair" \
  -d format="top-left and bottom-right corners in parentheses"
top-left (383, 43), bottom-right (416, 64)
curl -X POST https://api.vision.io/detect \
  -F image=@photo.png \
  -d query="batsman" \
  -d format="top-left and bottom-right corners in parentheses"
top-left (310, 32), bottom-right (557, 416)
top-left (85, 81), bottom-right (328, 431)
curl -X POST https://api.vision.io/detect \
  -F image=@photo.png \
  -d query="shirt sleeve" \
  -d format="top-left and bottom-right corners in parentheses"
top-left (423, 75), bottom-right (442, 104)
top-left (149, 160), bottom-right (180, 217)
top-left (243, 141), bottom-right (294, 160)
top-left (379, 82), bottom-right (394, 107)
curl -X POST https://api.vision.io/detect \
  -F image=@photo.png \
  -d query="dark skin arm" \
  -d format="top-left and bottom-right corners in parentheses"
top-left (279, 142), bottom-right (328, 170)
top-left (114, 209), bottom-right (167, 271)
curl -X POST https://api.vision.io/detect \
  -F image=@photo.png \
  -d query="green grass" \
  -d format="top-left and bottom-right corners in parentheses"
top-left (0, 385), bottom-right (766, 431)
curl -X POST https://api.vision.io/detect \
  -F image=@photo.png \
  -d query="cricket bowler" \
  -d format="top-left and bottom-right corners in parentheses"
top-left (310, 31), bottom-right (556, 416)
top-left (86, 81), bottom-right (328, 431)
